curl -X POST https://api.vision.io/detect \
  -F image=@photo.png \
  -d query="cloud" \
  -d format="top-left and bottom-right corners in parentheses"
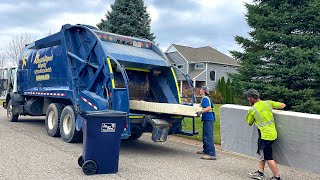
top-left (0, 0), bottom-right (252, 59)
top-left (0, 0), bottom-right (108, 30)
top-left (148, 0), bottom-right (252, 55)
top-left (148, 0), bottom-right (201, 12)
top-left (0, 0), bottom-right (110, 53)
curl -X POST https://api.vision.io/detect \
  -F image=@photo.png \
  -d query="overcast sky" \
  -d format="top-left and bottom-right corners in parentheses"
top-left (0, 0), bottom-right (252, 57)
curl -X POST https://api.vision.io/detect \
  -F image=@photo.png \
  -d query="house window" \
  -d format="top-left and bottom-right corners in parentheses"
top-left (210, 71), bottom-right (216, 81)
top-left (177, 64), bottom-right (184, 69)
top-left (195, 63), bottom-right (204, 70)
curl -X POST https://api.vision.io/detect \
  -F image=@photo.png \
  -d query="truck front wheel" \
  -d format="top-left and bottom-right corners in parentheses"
top-left (45, 103), bottom-right (64, 137)
top-left (7, 99), bottom-right (18, 122)
top-left (60, 106), bottom-right (82, 143)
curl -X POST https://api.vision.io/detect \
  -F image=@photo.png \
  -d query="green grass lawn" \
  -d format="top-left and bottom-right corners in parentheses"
top-left (178, 104), bottom-right (223, 145)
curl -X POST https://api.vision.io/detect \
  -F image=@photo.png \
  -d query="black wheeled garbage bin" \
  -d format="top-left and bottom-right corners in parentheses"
top-left (78, 110), bottom-right (127, 175)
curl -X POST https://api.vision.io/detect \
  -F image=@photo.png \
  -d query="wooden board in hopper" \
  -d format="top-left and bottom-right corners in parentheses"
top-left (129, 100), bottom-right (202, 117)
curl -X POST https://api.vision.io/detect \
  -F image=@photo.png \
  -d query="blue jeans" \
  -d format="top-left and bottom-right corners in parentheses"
top-left (202, 120), bottom-right (216, 156)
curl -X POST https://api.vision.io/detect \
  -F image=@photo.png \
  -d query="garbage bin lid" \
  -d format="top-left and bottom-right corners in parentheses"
top-left (79, 110), bottom-right (127, 118)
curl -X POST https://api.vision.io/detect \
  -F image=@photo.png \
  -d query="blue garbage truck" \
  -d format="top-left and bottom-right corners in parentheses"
top-left (3, 24), bottom-right (196, 143)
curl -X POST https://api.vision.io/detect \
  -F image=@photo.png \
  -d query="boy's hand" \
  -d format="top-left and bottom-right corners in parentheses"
top-left (196, 111), bottom-right (202, 117)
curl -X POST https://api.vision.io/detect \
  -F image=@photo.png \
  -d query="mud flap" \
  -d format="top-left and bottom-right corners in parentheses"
top-left (146, 118), bottom-right (170, 142)
top-left (76, 115), bottom-right (83, 131)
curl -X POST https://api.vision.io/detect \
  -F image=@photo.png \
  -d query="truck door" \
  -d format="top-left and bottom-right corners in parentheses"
top-left (0, 68), bottom-right (8, 100)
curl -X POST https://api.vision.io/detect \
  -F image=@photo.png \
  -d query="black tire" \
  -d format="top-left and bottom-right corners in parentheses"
top-left (60, 106), bottom-right (82, 143)
top-left (128, 132), bottom-right (143, 140)
top-left (82, 160), bottom-right (97, 175)
top-left (7, 99), bottom-right (18, 122)
top-left (45, 103), bottom-right (64, 137)
top-left (78, 156), bottom-right (84, 167)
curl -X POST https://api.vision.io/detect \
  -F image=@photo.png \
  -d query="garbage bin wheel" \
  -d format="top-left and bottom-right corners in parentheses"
top-left (7, 99), bottom-right (19, 122)
top-left (78, 156), bottom-right (84, 167)
top-left (82, 160), bottom-right (97, 175)
top-left (45, 103), bottom-right (64, 137)
top-left (60, 106), bottom-right (82, 143)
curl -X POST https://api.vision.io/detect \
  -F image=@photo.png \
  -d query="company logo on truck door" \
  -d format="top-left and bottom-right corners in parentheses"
top-left (33, 52), bottom-right (53, 81)
top-left (21, 51), bottom-right (31, 69)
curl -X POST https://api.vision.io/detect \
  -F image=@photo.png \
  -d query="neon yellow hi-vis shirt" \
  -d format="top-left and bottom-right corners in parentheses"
top-left (246, 100), bottom-right (282, 141)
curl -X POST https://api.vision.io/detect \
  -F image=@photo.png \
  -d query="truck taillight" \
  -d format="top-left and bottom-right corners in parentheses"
top-left (124, 123), bottom-right (128, 131)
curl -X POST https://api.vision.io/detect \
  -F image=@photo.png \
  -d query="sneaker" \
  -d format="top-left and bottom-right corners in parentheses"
top-left (200, 155), bottom-right (216, 160)
top-left (270, 176), bottom-right (282, 180)
top-left (249, 171), bottom-right (265, 180)
top-left (197, 151), bottom-right (206, 154)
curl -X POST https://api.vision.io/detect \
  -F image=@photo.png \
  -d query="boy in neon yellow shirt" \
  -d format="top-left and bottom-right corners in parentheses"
top-left (244, 89), bottom-right (286, 180)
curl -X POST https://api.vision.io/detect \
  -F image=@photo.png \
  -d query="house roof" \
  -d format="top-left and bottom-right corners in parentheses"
top-left (169, 44), bottom-right (239, 66)
top-left (166, 52), bottom-right (178, 64)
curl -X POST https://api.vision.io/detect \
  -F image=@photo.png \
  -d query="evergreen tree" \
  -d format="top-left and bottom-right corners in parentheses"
top-left (217, 79), bottom-right (221, 93)
top-left (97, 0), bottom-right (156, 41)
top-left (220, 77), bottom-right (227, 104)
top-left (226, 78), bottom-right (233, 104)
top-left (230, 0), bottom-right (320, 114)
top-left (230, 81), bottom-right (235, 103)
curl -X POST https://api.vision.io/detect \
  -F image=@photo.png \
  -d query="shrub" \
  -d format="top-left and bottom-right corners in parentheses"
top-left (210, 90), bottom-right (223, 104)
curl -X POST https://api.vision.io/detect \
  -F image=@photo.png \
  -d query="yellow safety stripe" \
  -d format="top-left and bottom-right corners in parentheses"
top-left (201, 96), bottom-right (214, 112)
top-left (107, 58), bottom-right (113, 73)
top-left (111, 80), bottom-right (115, 88)
top-left (129, 116), bottom-right (144, 119)
top-left (106, 58), bottom-right (115, 88)
top-left (125, 67), bottom-right (150, 72)
top-left (171, 67), bottom-right (181, 104)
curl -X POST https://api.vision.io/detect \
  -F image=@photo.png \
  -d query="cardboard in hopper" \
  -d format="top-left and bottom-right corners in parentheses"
top-left (129, 100), bottom-right (202, 117)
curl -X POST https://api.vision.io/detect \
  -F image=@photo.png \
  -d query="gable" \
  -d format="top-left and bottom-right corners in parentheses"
top-left (166, 52), bottom-right (187, 66)
top-left (166, 45), bottom-right (178, 53)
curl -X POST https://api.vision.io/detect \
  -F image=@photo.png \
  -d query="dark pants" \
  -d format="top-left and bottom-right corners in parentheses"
top-left (202, 120), bottom-right (216, 156)
top-left (257, 138), bottom-right (275, 160)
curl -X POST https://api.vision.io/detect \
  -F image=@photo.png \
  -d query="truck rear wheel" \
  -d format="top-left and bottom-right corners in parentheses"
top-left (7, 99), bottom-right (18, 122)
top-left (60, 106), bottom-right (82, 143)
top-left (45, 103), bottom-right (64, 137)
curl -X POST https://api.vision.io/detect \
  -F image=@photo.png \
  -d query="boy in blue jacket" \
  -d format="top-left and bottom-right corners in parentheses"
top-left (196, 86), bottom-right (216, 160)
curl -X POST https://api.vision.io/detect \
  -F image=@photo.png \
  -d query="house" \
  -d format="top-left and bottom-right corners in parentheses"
top-left (165, 44), bottom-right (240, 96)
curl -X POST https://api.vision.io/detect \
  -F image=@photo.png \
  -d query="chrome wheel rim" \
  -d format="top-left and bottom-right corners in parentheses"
top-left (47, 111), bottom-right (55, 130)
top-left (63, 114), bottom-right (72, 135)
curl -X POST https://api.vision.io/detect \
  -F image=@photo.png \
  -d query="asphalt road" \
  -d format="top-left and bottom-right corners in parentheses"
top-left (0, 108), bottom-right (319, 180)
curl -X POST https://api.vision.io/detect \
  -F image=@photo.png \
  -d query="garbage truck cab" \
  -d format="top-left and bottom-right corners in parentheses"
top-left (5, 24), bottom-right (196, 143)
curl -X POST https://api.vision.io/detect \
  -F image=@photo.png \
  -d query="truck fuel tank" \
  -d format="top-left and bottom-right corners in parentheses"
top-left (25, 99), bottom-right (43, 116)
